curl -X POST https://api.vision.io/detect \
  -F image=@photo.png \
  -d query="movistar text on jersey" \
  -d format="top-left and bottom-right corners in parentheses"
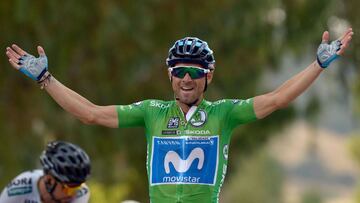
top-left (162, 175), bottom-right (200, 183)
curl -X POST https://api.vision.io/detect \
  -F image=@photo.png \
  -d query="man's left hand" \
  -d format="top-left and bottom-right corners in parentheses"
top-left (317, 28), bottom-right (354, 68)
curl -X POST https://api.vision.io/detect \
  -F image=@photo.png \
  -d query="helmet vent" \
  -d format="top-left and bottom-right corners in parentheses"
top-left (192, 46), bottom-right (200, 54)
top-left (69, 156), bottom-right (77, 164)
top-left (77, 155), bottom-right (84, 162)
top-left (57, 156), bottom-right (66, 163)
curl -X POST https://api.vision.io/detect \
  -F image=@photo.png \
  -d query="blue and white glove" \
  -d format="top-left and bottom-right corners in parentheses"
top-left (316, 39), bottom-right (342, 68)
top-left (18, 54), bottom-right (48, 81)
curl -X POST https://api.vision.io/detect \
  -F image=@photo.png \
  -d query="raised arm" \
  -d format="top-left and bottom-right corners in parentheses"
top-left (5, 44), bottom-right (118, 128)
top-left (254, 28), bottom-right (354, 119)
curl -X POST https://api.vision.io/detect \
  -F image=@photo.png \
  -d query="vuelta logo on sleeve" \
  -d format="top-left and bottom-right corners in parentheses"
top-left (150, 136), bottom-right (219, 185)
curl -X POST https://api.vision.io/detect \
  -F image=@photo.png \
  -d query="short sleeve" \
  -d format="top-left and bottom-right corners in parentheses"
top-left (225, 98), bottom-right (257, 129)
top-left (116, 100), bottom-right (148, 128)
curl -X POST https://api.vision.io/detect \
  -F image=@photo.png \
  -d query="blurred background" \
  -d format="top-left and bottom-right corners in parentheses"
top-left (0, 0), bottom-right (359, 202)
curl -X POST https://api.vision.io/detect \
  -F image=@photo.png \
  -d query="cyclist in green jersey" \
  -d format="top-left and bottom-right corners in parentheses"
top-left (5, 28), bottom-right (353, 203)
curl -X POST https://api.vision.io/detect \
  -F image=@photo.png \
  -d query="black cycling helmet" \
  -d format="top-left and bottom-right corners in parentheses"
top-left (166, 37), bottom-right (215, 69)
top-left (40, 141), bottom-right (91, 184)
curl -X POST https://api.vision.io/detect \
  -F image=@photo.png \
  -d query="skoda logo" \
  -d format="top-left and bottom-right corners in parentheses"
top-left (190, 110), bottom-right (207, 127)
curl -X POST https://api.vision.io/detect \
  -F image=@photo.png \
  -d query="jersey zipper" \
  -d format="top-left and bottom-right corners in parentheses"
top-left (173, 99), bottom-right (207, 202)
top-left (175, 99), bottom-right (206, 128)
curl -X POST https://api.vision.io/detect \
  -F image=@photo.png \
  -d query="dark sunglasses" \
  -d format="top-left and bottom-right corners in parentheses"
top-left (169, 66), bottom-right (210, 79)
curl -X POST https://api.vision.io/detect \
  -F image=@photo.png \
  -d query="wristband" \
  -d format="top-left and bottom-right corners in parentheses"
top-left (38, 72), bottom-right (52, 89)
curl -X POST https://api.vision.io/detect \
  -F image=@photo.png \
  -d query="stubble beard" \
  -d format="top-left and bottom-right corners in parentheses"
top-left (175, 90), bottom-right (203, 106)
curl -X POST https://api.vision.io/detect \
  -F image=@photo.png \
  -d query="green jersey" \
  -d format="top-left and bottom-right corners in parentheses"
top-left (116, 98), bottom-right (257, 203)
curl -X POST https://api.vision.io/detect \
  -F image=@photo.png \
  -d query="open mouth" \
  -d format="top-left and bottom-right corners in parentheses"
top-left (181, 87), bottom-right (194, 91)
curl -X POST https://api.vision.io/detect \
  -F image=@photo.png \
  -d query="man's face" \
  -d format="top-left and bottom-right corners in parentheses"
top-left (169, 63), bottom-right (213, 106)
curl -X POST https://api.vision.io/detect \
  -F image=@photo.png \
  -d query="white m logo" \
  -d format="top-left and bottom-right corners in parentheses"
top-left (164, 147), bottom-right (204, 174)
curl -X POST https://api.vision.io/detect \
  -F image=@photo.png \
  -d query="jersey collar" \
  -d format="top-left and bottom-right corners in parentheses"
top-left (174, 99), bottom-right (208, 124)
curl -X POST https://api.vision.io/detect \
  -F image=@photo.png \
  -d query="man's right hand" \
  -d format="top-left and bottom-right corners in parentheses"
top-left (6, 44), bottom-right (48, 81)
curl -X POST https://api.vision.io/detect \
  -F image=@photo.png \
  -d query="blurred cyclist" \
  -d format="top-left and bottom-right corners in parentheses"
top-left (0, 141), bottom-right (91, 203)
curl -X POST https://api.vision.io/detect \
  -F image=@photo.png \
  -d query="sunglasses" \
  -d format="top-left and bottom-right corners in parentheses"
top-left (169, 66), bottom-right (210, 79)
top-left (61, 182), bottom-right (83, 196)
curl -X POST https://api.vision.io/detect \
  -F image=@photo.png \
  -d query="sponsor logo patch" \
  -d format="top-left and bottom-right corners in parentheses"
top-left (167, 117), bottom-right (179, 129)
top-left (8, 186), bottom-right (32, 196)
top-left (151, 136), bottom-right (218, 185)
top-left (7, 177), bottom-right (32, 188)
top-left (189, 110), bottom-right (207, 127)
top-left (162, 130), bottom-right (177, 135)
